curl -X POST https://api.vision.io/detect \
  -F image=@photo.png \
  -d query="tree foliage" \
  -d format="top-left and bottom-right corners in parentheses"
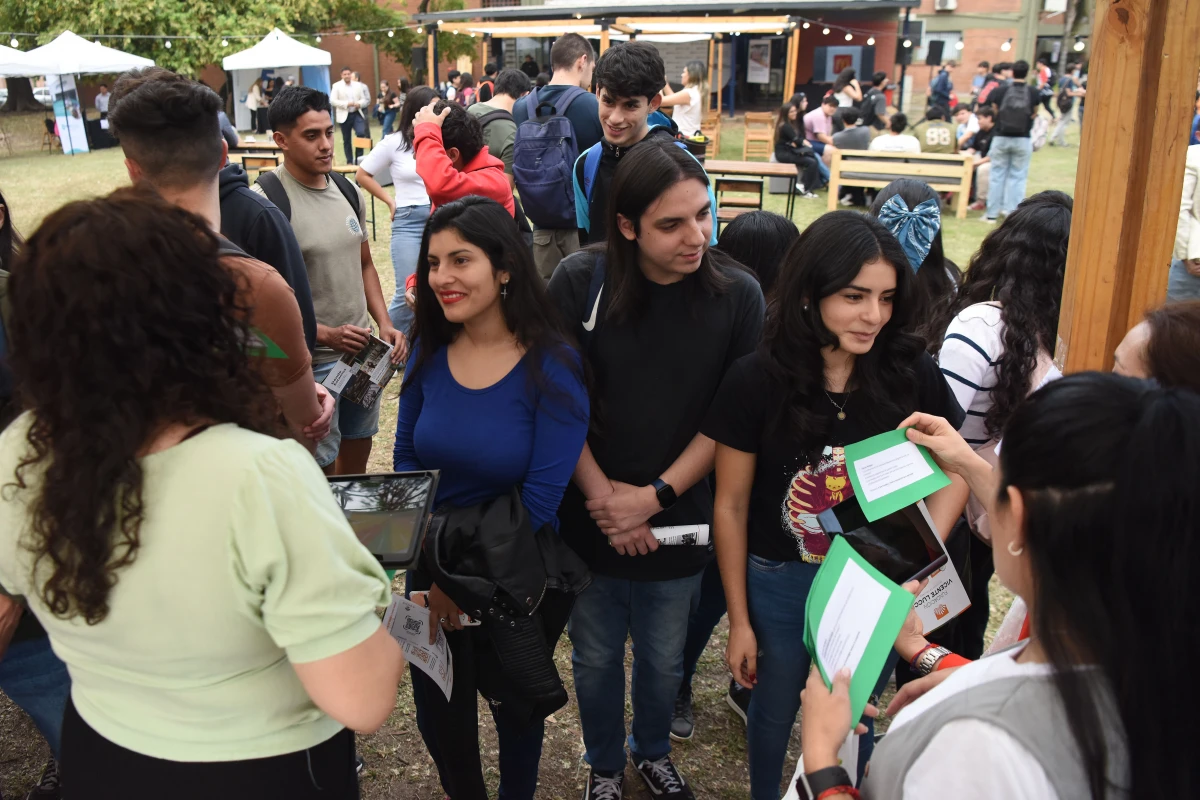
top-left (0, 0), bottom-right (477, 77)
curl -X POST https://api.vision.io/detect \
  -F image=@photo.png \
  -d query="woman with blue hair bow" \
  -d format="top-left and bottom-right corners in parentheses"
top-left (870, 179), bottom-right (962, 351)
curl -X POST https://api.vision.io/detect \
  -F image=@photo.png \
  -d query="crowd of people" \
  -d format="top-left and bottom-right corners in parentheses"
top-left (772, 59), bottom-right (1087, 222)
top-left (0, 35), bottom-right (1196, 800)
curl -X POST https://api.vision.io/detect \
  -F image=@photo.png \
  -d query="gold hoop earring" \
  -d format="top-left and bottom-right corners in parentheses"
top-left (1007, 541), bottom-right (1024, 557)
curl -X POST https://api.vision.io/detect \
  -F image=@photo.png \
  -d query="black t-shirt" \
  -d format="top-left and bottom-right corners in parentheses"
top-left (547, 249), bottom-right (766, 580)
top-left (971, 127), bottom-right (995, 157)
top-left (477, 79), bottom-right (495, 104)
top-left (701, 350), bottom-right (964, 564)
top-left (573, 126), bottom-right (679, 245)
top-left (988, 82), bottom-right (1040, 137)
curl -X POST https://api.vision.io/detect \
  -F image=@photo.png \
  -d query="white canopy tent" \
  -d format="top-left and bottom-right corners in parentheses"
top-left (8, 31), bottom-right (153, 77)
top-left (0, 44), bottom-right (29, 76)
top-left (223, 29), bottom-right (331, 131)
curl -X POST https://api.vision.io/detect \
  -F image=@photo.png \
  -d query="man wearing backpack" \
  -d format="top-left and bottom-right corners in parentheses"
top-left (468, 67), bottom-right (532, 182)
top-left (860, 71), bottom-right (890, 131)
top-left (1050, 64), bottom-right (1084, 147)
top-left (513, 33), bottom-right (604, 279)
top-left (928, 60), bottom-right (954, 109)
top-left (572, 42), bottom-right (718, 249)
top-left (253, 85), bottom-right (407, 474)
top-left (983, 60), bottom-right (1041, 222)
top-left (476, 62), bottom-right (498, 103)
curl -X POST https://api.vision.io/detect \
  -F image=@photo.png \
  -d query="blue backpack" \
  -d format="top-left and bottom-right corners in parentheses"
top-left (513, 87), bottom-right (586, 229)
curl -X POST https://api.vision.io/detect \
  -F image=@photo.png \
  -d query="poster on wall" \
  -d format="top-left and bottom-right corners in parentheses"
top-left (48, 74), bottom-right (89, 155)
top-left (748, 39), bottom-right (771, 84)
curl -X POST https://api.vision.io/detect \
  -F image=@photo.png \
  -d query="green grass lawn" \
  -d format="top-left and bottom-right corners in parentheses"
top-left (0, 113), bottom-right (1081, 799)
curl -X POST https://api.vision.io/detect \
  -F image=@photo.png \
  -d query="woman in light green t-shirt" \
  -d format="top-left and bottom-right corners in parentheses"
top-left (0, 189), bottom-right (406, 799)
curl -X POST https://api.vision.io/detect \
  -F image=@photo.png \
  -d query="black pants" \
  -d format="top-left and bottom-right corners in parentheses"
top-left (254, 107), bottom-right (268, 134)
top-left (406, 572), bottom-right (546, 800)
top-left (60, 698), bottom-right (359, 800)
top-left (1040, 93), bottom-right (1056, 117)
top-left (775, 147), bottom-right (822, 192)
top-left (341, 111), bottom-right (368, 164)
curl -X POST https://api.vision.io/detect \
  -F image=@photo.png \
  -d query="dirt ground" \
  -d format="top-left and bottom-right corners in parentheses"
top-left (1, 579), bottom-right (1014, 799)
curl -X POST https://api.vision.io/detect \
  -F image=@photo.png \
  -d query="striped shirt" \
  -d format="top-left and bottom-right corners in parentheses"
top-left (939, 303), bottom-right (1005, 446)
top-left (939, 303), bottom-right (1061, 447)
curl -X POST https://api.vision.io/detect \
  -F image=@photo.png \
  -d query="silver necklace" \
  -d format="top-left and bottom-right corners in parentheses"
top-left (824, 390), bottom-right (850, 421)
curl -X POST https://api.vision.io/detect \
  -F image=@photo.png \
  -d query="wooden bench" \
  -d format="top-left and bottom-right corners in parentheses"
top-left (828, 150), bottom-right (975, 218)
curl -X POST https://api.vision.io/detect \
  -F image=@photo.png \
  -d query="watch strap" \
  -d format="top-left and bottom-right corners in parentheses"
top-left (651, 478), bottom-right (668, 492)
top-left (798, 766), bottom-right (853, 800)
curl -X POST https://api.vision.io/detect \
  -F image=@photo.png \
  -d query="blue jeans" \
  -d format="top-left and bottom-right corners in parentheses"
top-left (381, 110), bottom-right (397, 135)
top-left (1168, 258), bottom-right (1200, 302)
top-left (986, 135), bottom-right (1033, 219)
top-left (816, 159), bottom-right (831, 184)
top-left (388, 204), bottom-right (431, 335)
top-left (681, 558), bottom-right (727, 688)
top-left (0, 634), bottom-right (71, 758)
top-left (311, 358), bottom-right (381, 468)
top-left (568, 572), bottom-right (703, 773)
top-left (745, 556), bottom-right (879, 800)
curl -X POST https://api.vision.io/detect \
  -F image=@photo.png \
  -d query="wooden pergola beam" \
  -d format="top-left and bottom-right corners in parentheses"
top-left (1057, 0), bottom-right (1200, 372)
top-left (615, 15), bottom-right (790, 29)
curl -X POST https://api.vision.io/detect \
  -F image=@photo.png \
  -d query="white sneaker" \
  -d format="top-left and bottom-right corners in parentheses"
top-left (840, 195), bottom-right (854, 206)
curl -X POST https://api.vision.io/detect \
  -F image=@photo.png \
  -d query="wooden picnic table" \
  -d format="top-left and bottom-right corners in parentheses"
top-left (229, 139), bottom-right (282, 153)
top-left (703, 159), bottom-right (799, 219)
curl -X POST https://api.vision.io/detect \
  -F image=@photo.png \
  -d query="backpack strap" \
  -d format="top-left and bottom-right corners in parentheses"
top-left (582, 144), bottom-right (603, 202)
top-left (523, 88), bottom-right (541, 121)
top-left (255, 170), bottom-right (291, 220)
top-left (216, 236), bottom-right (251, 259)
top-left (553, 86), bottom-right (586, 117)
top-left (579, 253), bottom-right (606, 351)
top-left (477, 109), bottom-right (515, 129)
top-left (327, 170), bottom-right (363, 216)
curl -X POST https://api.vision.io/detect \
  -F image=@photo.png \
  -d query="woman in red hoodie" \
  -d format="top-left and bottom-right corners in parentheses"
top-left (412, 99), bottom-right (514, 214)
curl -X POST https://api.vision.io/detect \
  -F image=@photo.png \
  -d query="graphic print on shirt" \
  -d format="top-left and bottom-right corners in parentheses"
top-left (347, 213), bottom-right (363, 236)
top-left (781, 445), bottom-right (853, 563)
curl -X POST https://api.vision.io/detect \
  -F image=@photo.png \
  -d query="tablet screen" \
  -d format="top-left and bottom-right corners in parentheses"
top-left (817, 496), bottom-right (946, 585)
top-left (328, 473), bottom-right (437, 564)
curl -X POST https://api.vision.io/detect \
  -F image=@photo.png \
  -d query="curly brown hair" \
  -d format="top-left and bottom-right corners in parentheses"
top-left (5, 187), bottom-right (278, 624)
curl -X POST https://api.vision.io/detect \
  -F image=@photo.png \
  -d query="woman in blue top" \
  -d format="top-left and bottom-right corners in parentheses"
top-left (393, 196), bottom-right (589, 800)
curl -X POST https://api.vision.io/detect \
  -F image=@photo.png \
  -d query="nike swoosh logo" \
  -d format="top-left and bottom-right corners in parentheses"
top-left (582, 285), bottom-right (603, 332)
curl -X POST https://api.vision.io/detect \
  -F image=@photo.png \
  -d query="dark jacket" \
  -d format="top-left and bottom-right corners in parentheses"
top-left (218, 164), bottom-right (317, 352)
top-left (421, 489), bottom-right (591, 728)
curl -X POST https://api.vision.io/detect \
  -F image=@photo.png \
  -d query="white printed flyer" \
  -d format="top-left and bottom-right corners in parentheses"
top-left (382, 594), bottom-right (454, 701)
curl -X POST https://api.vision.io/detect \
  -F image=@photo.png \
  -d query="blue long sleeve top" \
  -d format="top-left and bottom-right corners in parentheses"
top-left (393, 343), bottom-right (589, 531)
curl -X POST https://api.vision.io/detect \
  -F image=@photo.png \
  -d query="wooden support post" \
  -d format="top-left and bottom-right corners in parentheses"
top-left (1057, 0), bottom-right (1200, 372)
top-left (708, 37), bottom-right (715, 107)
top-left (427, 31), bottom-right (436, 87)
top-left (600, 27), bottom-right (610, 55)
top-left (716, 36), bottom-right (724, 115)
top-left (786, 28), bottom-right (800, 98)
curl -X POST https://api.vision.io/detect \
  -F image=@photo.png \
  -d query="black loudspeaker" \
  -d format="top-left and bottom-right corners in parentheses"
top-left (411, 46), bottom-right (427, 68)
top-left (925, 40), bottom-right (945, 66)
top-left (895, 40), bottom-right (912, 66)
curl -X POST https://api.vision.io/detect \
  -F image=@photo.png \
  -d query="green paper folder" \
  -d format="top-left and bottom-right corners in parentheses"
top-left (843, 428), bottom-right (950, 523)
top-left (803, 537), bottom-right (915, 725)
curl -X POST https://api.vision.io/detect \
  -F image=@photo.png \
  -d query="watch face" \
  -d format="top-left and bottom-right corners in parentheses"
top-left (657, 484), bottom-right (678, 509)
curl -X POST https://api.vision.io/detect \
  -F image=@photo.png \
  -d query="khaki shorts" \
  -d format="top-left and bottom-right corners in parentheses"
top-left (532, 228), bottom-right (581, 281)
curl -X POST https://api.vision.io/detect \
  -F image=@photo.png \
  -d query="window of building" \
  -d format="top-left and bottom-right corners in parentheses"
top-left (915, 31), bottom-right (962, 64)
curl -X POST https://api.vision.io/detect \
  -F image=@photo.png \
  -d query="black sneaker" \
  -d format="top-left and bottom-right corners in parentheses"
top-left (24, 759), bottom-right (60, 800)
top-left (726, 679), bottom-right (751, 727)
top-left (632, 754), bottom-right (694, 799)
top-left (582, 768), bottom-right (624, 800)
top-left (669, 683), bottom-right (694, 741)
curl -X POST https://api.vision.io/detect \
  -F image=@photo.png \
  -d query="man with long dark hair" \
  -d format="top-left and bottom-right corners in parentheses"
top-left (549, 141), bottom-right (763, 800)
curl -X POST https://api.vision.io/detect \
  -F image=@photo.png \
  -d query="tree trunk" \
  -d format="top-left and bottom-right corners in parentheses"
top-left (1057, 0), bottom-right (1090, 76)
top-left (1, 77), bottom-right (43, 112)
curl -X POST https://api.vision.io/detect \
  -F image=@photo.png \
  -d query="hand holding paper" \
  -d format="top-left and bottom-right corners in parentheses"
top-left (843, 428), bottom-right (950, 523)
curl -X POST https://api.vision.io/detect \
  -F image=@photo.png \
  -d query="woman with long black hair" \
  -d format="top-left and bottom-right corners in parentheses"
top-left (774, 103), bottom-right (823, 197)
top-left (0, 189), bottom-right (406, 799)
top-left (393, 197), bottom-right (589, 800)
top-left (931, 190), bottom-right (1071, 658)
top-left (703, 210), bottom-right (966, 800)
top-left (356, 86), bottom-right (438, 334)
top-left (800, 371), bottom-right (1191, 799)
top-left (870, 178), bottom-right (961, 351)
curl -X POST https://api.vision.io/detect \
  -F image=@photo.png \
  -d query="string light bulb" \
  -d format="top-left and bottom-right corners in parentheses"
top-left (164, 39), bottom-right (171, 48)
top-left (802, 22), bottom-right (810, 29)
top-left (315, 35), bottom-right (321, 42)
top-left (221, 38), bottom-right (228, 47)
top-left (845, 33), bottom-right (853, 41)
top-left (1073, 38), bottom-right (1086, 52)
top-left (867, 36), bottom-right (875, 46)
top-left (354, 33), bottom-right (361, 41)
top-left (955, 39), bottom-right (964, 50)
top-left (9, 37), bottom-right (18, 48)
top-left (822, 27), bottom-right (830, 35)
top-left (903, 39), bottom-right (912, 48)
top-left (1001, 38), bottom-right (1012, 52)
top-left (388, 30), bottom-right (394, 37)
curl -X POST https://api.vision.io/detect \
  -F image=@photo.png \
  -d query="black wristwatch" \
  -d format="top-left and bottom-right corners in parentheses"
top-left (651, 478), bottom-right (677, 511)
top-left (796, 766), bottom-right (853, 800)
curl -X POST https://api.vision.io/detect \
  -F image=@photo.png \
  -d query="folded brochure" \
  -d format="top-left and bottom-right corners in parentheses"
top-left (843, 428), bottom-right (950, 523)
top-left (322, 334), bottom-right (399, 408)
top-left (382, 594), bottom-right (454, 701)
top-left (804, 536), bottom-right (913, 725)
